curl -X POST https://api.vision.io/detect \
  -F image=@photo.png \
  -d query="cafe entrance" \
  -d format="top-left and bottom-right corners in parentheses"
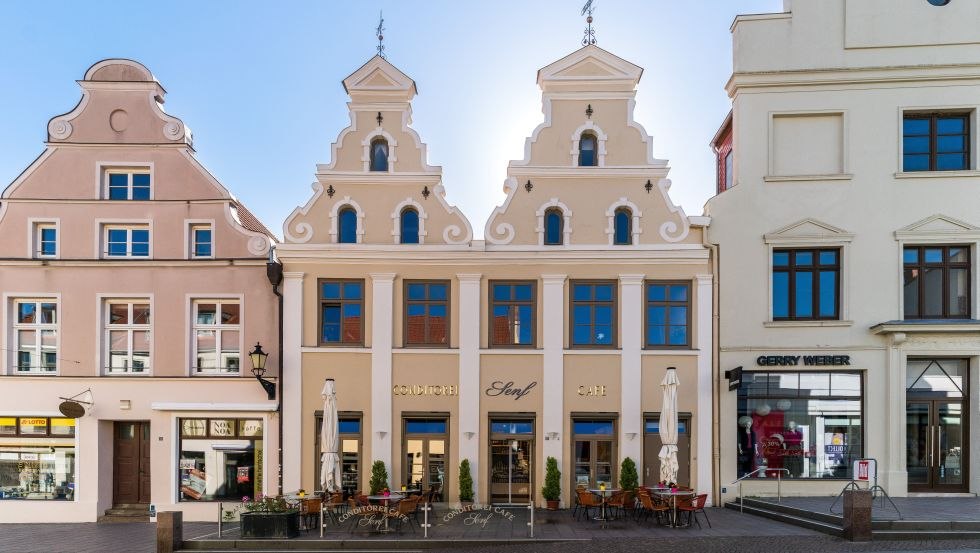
top-left (488, 417), bottom-right (534, 505)
top-left (906, 359), bottom-right (969, 493)
top-left (403, 417), bottom-right (448, 501)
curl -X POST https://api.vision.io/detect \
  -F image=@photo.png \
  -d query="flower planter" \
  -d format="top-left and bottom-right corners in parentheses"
top-left (546, 499), bottom-right (559, 510)
top-left (240, 510), bottom-right (300, 539)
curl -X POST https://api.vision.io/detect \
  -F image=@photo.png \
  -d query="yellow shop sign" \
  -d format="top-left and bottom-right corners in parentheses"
top-left (392, 384), bottom-right (459, 397)
top-left (577, 385), bottom-right (607, 397)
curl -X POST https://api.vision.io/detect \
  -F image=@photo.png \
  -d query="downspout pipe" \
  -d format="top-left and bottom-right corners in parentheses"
top-left (266, 247), bottom-right (284, 496)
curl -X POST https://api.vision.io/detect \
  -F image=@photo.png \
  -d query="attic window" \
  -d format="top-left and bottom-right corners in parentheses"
top-left (370, 138), bottom-right (389, 172)
top-left (106, 169), bottom-right (151, 200)
top-left (927, 0), bottom-right (950, 5)
top-left (579, 133), bottom-right (597, 167)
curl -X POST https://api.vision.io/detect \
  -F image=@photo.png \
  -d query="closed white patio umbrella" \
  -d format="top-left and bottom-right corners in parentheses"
top-left (320, 378), bottom-right (342, 492)
top-left (658, 367), bottom-right (680, 484)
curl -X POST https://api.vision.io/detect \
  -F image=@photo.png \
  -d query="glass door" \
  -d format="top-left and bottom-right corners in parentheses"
top-left (906, 359), bottom-right (968, 493)
top-left (403, 419), bottom-right (448, 500)
top-left (489, 419), bottom-right (534, 505)
top-left (905, 402), bottom-right (931, 487)
top-left (572, 420), bottom-right (616, 490)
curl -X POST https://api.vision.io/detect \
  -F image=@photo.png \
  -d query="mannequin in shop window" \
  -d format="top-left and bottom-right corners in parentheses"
top-left (783, 421), bottom-right (804, 477)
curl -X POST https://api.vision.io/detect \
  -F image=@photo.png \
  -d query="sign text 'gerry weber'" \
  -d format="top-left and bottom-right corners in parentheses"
top-left (756, 355), bottom-right (851, 366)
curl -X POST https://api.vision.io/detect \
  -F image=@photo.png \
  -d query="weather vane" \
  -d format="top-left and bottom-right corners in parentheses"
top-left (581, 0), bottom-right (596, 45)
top-left (376, 11), bottom-right (386, 59)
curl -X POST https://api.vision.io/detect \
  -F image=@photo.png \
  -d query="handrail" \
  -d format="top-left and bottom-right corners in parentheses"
top-left (729, 468), bottom-right (789, 513)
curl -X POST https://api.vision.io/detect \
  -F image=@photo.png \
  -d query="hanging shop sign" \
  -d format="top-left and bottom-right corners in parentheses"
top-left (724, 366), bottom-right (743, 391)
top-left (484, 381), bottom-right (536, 401)
top-left (392, 384), bottom-right (459, 397)
top-left (756, 355), bottom-right (851, 366)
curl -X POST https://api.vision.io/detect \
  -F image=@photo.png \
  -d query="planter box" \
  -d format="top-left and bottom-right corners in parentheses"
top-left (240, 511), bottom-right (300, 539)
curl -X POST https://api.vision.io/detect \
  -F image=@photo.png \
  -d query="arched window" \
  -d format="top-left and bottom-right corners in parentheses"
top-left (579, 132), bottom-right (597, 167)
top-left (544, 208), bottom-right (563, 245)
top-left (338, 207), bottom-right (357, 244)
top-left (614, 208), bottom-right (632, 245)
top-left (370, 138), bottom-right (389, 172)
top-left (400, 207), bottom-right (419, 244)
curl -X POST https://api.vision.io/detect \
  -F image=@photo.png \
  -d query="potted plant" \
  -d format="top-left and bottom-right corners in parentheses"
top-left (369, 460), bottom-right (389, 495)
top-left (541, 456), bottom-right (561, 510)
top-left (458, 459), bottom-right (474, 507)
top-left (239, 495), bottom-right (300, 539)
top-left (619, 457), bottom-right (639, 513)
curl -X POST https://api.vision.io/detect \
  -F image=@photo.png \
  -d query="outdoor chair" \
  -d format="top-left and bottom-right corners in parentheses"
top-left (575, 489), bottom-right (600, 521)
top-left (606, 490), bottom-right (627, 520)
top-left (636, 490), bottom-right (669, 525)
top-left (571, 484), bottom-right (587, 519)
top-left (298, 497), bottom-right (321, 532)
top-left (677, 493), bottom-right (710, 528)
top-left (391, 495), bottom-right (420, 534)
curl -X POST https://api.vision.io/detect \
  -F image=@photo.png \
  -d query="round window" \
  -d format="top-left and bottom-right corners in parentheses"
top-left (927, 0), bottom-right (950, 5)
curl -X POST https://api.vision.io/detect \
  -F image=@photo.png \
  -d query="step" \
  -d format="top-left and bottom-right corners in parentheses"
top-left (98, 514), bottom-right (150, 523)
top-left (724, 500), bottom-right (843, 537)
top-left (874, 530), bottom-right (980, 540)
top-left (179, 538), bottom-right (582, 551)
top-left (735, 498), bottom-right (843, 526)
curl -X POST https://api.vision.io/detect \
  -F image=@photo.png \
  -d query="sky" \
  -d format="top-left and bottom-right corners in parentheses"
top-left (0, 1), bottom-right (783, 239)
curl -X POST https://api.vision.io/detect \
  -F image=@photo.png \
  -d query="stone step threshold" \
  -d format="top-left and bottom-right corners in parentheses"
top-left (181, 538), bottom-right (585, 551)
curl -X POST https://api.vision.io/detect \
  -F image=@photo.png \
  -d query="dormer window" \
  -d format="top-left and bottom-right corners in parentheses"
top-left (579, 133), bottom-right (597, 167)
top-left (400, 207), bottom-right (419, 244)
top-left (107, 170), bottom-right (151, 200)
top-left (544, 208), bottom-right (564, 245)
top-left (614, 208), bottom-right (632, 245)
top-left (370, 138), bottom-right (389, 172)
top-left (339, 207), bottom-right (358, 244)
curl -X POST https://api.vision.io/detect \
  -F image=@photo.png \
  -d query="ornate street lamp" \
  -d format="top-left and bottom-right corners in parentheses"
top-left (249, 342), bottom-right (276, 401)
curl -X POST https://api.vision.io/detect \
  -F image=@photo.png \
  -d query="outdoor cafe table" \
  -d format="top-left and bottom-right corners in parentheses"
top-left (651, 488), bottom-right (695, 528)
top-left (588, 488), bottom-right (619, 523)
top-left (366, 494), bottom-right (406, 533)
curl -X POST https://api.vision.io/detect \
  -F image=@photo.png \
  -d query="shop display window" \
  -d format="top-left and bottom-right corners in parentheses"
top-left (178, 417), bottom-right (263, 501)
top-left (0, 416), bottom-right (76, 500)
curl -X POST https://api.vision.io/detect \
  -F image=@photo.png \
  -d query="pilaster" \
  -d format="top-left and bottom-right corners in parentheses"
top-left (281, 271), bottom-right (305, 491)
top-left (456, 273), bottom-right (482, 500)
top-left (370, 273), bottom-right (396, 481)
top-left (619, 274), bottom-right (644, 465)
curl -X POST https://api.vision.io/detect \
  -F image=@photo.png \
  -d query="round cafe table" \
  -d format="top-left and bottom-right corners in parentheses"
top-left (588, 488), bottom-right (619, 523)
top-left (652, 489), bottom-right (694, 527)
top-left (366, 494), bottom-right (405, 533)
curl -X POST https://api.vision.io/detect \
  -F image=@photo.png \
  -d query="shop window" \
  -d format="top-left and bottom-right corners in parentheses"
top-left (338, 207), bottom-right (358, 244)
top-left (736, 371), bottom-right (863, 480)
top-left (544, 208), bottom-right (563, 246)
top-left (104, 301), bottom-right (151, 374)
top-left (404, 281), bottom-right (449, 347)
top-left (903, 245), bottom-right (970, 319)
top-left (489, 281), bottom-right (536, 347)
top-left (12, 300), bottom-right (57, 373)
top-left (645, 282), bottom-right (690, 348)
top-left (772, 248), bottom-right (840, 320)
top-left (572, 419), bottom-right (616, 490)
top-left (178, 417), bottom-right (263, 501)
top-left (370, 138), bottom-right (389, 172)
top-left (314, 414), bottom-right (361, 494)
top-left (319, 280), bottom-right (363, 346)
top-left (192, 301), bottom-right (240, 374)
top-left (571, 281), bottom-right (616, 347)
top-left (106, 170), bottom-right (151, 200)
top-left (903, 113), bottom-right (970, 171)
top-left (0, 416), bottom-right (75, 500)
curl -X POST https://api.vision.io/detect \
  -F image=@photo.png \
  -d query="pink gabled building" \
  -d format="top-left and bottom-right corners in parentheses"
top-left (0, 59), bottom-right (280, 522)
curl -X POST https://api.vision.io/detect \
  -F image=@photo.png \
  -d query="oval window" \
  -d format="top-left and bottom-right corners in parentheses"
top-left (927, 0), bottom-right (950, 5)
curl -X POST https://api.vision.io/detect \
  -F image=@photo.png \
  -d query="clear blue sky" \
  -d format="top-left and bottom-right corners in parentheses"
top-left (0, 1), bottom-right (782, 238)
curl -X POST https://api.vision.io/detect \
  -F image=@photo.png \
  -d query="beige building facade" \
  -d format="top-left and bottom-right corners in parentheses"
top-left (0, 60), bottom-right (279, 522)
top-left (279, 46), bottom-right (714, 507)
top-left (708, 0), bottom-right (980, 500)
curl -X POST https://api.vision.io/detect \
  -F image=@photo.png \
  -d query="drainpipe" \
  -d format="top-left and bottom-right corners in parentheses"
top-left (266, 247), bottom-right (284, 496)
top-left (702, 224), bottom-right (722, 506)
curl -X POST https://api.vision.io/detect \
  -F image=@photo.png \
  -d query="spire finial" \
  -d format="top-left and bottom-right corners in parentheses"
top-left (376, 11), bottom-right (386, 59)
top-left (581, 0), bottom-right (596, 46)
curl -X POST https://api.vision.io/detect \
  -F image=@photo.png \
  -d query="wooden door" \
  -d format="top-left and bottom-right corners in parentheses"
top-left (113, 421), bottom-right (151, 504)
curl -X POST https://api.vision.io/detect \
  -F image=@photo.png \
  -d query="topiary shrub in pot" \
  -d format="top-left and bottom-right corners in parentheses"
top-left (458, 459), bottom-right (474, 507)
top-left (542, 456), bottom-right (561, 510)
top-left (369, 460), bottom-right (389, 495)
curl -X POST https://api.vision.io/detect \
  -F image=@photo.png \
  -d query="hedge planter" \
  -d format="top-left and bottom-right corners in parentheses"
top-left (240, 510), bottom-right (300, 539)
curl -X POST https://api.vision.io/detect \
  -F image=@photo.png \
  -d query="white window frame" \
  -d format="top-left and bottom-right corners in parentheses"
top-left (361, 129), bottom-right (398, 173)
top-left (535, 198), bottom-right (573, 247)
top-left (28, 218), bottom-right (59, 259)
top-left (328, 197), bottom-right (365, 244)
top-left (570, 121), bottom-right (608, 167)
top-left (604, 198), bottom-right (642, 246)
top-left (9, 297), bottom-right (59, 375)
top-left (103, 299), bottom-right (153, 375)
top-left (101, 166), bottom-right (153, 200)
top-left (100, 222), bottom-right (152, 259)
top-left (185, 220), bottom-right (215, 259)
top-left (190, 298), bottom-right (243, 375)
top-left (390, 197), bottom-right (428, 245)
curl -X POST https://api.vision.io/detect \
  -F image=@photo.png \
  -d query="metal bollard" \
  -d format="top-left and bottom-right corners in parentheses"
top-left (422, 501), bottom-right (431, 538)
top-left (217, 502), bottom-right (222, 538)
top-left (527, 501), bottom-right (534, 538)
top-left (320, 502), bottom-right (324, 538)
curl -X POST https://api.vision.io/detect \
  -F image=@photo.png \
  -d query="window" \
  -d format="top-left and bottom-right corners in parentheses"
top-left (192, 301), bottom-right (240, 374)
top-left (645, 282), bottom-right (690, 348)
top-left (903, 113), bottom-right (970, 172)
top-left (579, 132), bottom-right (597, 167)
top-left (573, 419), bottom-right (615, 490)
top-left (338, 207), bottom-right (357, 244)
top-left (104, 226), bottom-right (150, 258)
top-left (544, 208), bottom-right (563, 246)
top-left (105, 301), bottom-right (151, 374)
top-left (370, 138), bottom-right (389, 172)
top-left (106, 171), bottom-right (151, 200)
top-left (614, 208), bottom-right (632, 245)
top-left (12, 301), bottom-right (57, 373)
top-left (178, 418), bottom-right (263, 501)
top-left (903, 245), bottom-right (970, 319)
top-left (319, 280), bottom-right (363, 346)
top-left (0, 416), bottom-right (75, 500)
top-left (490, 281), bottom-right (536, 347)
top-left (403, 418), bottom-right (447, 496)
top-left (34, 224), bottom-right (56, 258)
top-left (737, 371), bottom-right (863, 480)
top-left (400, 208), bottom-right (419, 244)
top-left (724, 151), bottom-right (734, 190)
top-left (190, 226), bottom-right (212, 258)
top-left (404, 281), bottom-right (449, 347)
top-left (571, 281), bottom-right (616, 347)
top-left (314, 415), bottom-right (361, 493)
top-left (772, 248), bottom-right (840, 320)
top-left (927, 0), bottom-right (950, 6)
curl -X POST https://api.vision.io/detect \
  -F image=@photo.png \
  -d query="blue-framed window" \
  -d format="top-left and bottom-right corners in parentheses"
top-left (645, 282), bottom-right (690, 347)
top-left (319, 280), bottom-right (363, 345)
top-left (490, 420), bottom-right (534, 435)
top-left (370, 139), bottom-right (389, 172)
top-left (490, 282), bottom-right (535, 347)
top-left (400, 208), bottom-right (419, 244)
top-left (544, 208), bottom-right (563, 245)
top-left (614, 208), bottom-right (632, 245)
top-left (338, 207), bottom-right (357, 244)
top-left (405, 419), bottom-right (447, 434)
top-left (773, 248), bottom-right (839, 320)
top-left (571, 281), bottom-right (616, 347)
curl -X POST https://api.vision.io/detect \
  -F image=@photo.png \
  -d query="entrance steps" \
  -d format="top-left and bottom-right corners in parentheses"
top-left (726, 497), bottom-right (980, 540)
top-left (98, 503), bottom-right (150, 523)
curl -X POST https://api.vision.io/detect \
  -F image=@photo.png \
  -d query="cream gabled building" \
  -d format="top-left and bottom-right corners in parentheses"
top-left (279, 45), bottom-right (713, 506)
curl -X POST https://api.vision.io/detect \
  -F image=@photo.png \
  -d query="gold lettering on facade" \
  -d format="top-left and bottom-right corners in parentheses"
top-left (577, 385), bottom-right (607, 397)
top-left (392, 384), bottom-right (459, 397)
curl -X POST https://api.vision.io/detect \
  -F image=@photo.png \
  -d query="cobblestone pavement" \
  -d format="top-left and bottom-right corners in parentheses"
top-left (434, 539), bottom-right (980, 553)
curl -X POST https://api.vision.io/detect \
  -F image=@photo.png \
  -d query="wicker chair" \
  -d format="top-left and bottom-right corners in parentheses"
top-left (575, 489), bottom-right (600, 521)
top-left (636, 490), bottom-right (670, 525)
top-left (677, 493), bottom-right (710, 528)
top-left (391, 495), bottom-right (420, 533)
top-left (298, 497), bottom-right (321, 532)
top-left (606, 490), bottom-right (627, 520)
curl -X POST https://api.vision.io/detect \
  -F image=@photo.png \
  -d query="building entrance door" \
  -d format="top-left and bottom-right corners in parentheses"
top-left (113, 421), bottom-right (150, 505)
top-left (906, 359), bottom-right (968, 493)
top-left (403, 418), bottom-right (448, 501)
top-left (642, 416), bottom-right (690, 487)
top-left (488, 419), bottom-right (534, 504)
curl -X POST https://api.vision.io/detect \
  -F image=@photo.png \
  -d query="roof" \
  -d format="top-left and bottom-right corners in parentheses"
top-left (234, 202), bottom-right (278, 242)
